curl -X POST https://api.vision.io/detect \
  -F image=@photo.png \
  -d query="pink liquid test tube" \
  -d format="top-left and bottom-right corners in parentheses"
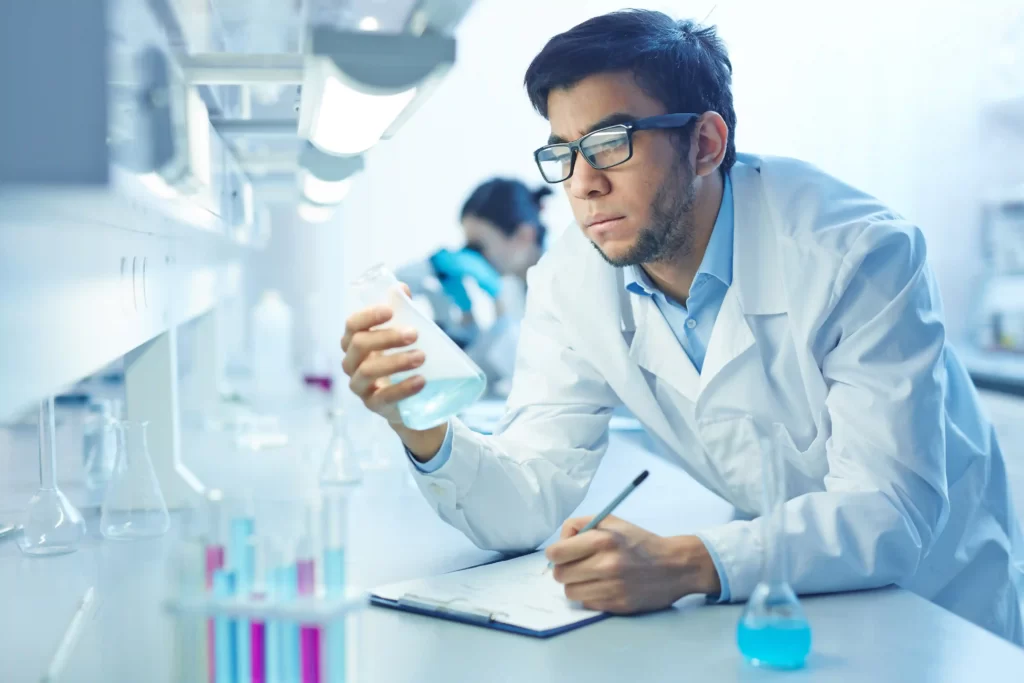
top-left (297, 528), bottom-right (321, 683)
top-left (251, 537), bottom-right (268, 683)
top-left (205, 490), bottom-right (228, 683)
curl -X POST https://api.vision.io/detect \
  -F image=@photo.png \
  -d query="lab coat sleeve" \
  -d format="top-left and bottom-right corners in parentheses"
top-left (407, 267), bottom-right (620, 554)
top-left (698, 222), bottom-right (951, 601)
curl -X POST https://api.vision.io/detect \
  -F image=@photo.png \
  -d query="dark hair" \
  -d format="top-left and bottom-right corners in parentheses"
top-left (460, 178), bottom-right (552, 246)
top-left (524, 10), bottom-right (737, 173)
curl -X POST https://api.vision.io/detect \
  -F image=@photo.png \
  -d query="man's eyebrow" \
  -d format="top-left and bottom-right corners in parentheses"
top-left (546, 112), bottom-right (637, 146)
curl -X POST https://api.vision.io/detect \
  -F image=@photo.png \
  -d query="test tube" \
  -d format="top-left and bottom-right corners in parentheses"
top-left (264, 540), bottom-right (284, 683)
top-left (278, 543), bottom-right (300, 683)
top-left (297, 505), bottom-right (322, 683)
top-left (251, 538), bottom-right (268, 683)
top-left (205, 490), bottom-right (228, 683)
top-left (212, 569), bottom-right (237, 683)
top-left (205, 490), bottom-right (228, 585)
top-left (231, 498), bottom-right (257, 683)
top-left (322, 491), bottom-right (348, 683)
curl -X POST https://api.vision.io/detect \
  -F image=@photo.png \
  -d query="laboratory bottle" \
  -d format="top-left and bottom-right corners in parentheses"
top-left (252, 289), bottom-right (296, 400)
top-left (737, 420), bottom-right (812, 669)
top-left (351, 263), bottom-right (487, 430)
top-left (19, 398), bottom-right (86, 556)
top-left (319, 408), bottom-right (363, 487)
top-left (100, 420), bottom-right (171, 539)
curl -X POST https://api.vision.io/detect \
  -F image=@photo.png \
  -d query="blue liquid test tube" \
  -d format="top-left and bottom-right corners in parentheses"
top-left (322, 491), bottom-right (349, 683)
top-left (278, 555), bottom-right (300, 683)
top-left (213, 569), bottom-right (237, 683)
top-left (231, 514), bottom-right (256, 683)
top-left (265, 543), bottom-right (283, 683)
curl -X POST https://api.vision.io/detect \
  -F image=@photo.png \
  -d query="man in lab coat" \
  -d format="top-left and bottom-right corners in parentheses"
top-left (341, 10), bottom-right (1024, 643)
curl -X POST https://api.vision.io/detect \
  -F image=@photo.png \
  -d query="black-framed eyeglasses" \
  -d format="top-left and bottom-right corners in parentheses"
top-left (533, 113), bottom-right (699, 184)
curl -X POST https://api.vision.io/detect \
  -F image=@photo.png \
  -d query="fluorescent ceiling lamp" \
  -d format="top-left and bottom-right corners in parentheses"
top-left (302, 173), bottom-right (352, 205)
top-left (297, 200), bottom-right (335, 224)
top-left (359, 16), bottom-right (380, 31)
top-left (310, 73), bottom-right (416, 155)
top-left (299, 28), bottom-right (455, 157)
top-left (297, 142), bottom-right (364, 205)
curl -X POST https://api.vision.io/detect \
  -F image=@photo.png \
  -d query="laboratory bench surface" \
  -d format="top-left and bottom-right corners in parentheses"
top-left (2, 402), bottom-right (1024, 681)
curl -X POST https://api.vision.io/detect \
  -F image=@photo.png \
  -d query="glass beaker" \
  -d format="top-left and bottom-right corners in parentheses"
top-left (100, 420), bottom-right (171, 540)
top-left (736, 421), bottom-right (812, 669)
top-left (351, 264), bottom-right (487, 431)
top-left (319, 408), bottom-right (363, 487)
top-left (19, 398), bottom-right (86, 556)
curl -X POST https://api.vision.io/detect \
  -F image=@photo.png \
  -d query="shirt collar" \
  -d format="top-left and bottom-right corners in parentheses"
top-left (624, 173), bottom-right (734, 297)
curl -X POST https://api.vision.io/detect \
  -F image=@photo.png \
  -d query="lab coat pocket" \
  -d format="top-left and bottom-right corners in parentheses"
top-left (697, 416), bottom-right (764, 516)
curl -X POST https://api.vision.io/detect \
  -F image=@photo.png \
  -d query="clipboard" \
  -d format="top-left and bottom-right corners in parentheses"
top-left (369, 552), bottom-right (611, 638)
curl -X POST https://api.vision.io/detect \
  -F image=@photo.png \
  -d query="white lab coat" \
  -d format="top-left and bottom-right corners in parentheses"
top-left (409, 154), bottom-right (1024, 643)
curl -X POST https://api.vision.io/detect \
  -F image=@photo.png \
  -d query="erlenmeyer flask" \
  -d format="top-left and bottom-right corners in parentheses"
top-left (319, 408), bottom-right (363, 486)
top-left (100, 420), bottom-right (171, 540)
top-left (19, 398), bottom-right (86, 556)
top-left (351, 264), bottom-right (487, 431)
top-left (737, 421), bottom-right (811, 669)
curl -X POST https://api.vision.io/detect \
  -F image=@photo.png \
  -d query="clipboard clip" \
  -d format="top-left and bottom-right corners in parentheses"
top-left (397, 593), bottom-right (506, 625)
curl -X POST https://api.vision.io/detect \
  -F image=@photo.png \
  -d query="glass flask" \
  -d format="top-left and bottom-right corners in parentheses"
top-left (19, 398), bottom-right (86, 556)
top-left (351, 264), bottom-right (487, 431)
top-left (100, 420), bottom-right (171, 540)
top-left (319, 408), bottom-right (363, 487)
top-left (737, 421), bottom-right (812, 669)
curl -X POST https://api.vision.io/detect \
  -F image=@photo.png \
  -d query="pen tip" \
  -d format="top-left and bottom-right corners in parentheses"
top-left (633, 470), bottom-right (649, 486)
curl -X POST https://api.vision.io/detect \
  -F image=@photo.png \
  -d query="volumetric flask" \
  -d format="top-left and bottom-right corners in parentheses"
top-left (100, 420), bottom-right (171, 540)
top-left (351, 264), bottom-right (487, 430)
top-left (19, 398), bottom-right (86, 556)
top-left (736, 421), bottom-right (811, 669)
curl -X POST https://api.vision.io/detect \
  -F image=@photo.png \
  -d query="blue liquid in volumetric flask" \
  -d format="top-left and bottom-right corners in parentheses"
top-left (397, 377), bottom-right (485, 431)
top-left (737, 618), bottom-right (812, 670)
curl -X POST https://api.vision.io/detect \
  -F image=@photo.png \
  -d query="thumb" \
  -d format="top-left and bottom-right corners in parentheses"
top-left (400, 282), bottom-right (412, 297)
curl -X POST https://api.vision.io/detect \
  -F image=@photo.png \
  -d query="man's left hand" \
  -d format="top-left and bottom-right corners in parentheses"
top-left (545, 515), bottom-right (721, 614)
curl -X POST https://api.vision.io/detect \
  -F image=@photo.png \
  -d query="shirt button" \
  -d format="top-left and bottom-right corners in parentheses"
top-left (429, 483), bottom-right (444, 496)
top-left (686, 319), bottom-right (697, 329)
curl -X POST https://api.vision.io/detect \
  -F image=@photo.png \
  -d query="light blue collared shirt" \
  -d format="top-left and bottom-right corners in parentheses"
top-left (411, 175), bottom-right (736, 601)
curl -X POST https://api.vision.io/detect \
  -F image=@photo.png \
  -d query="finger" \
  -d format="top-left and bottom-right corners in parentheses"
top-left (545, 528), bottom-right (618, 566)
top-left (552, 550), bottom-right (626, 585)
top-left (563, 579), bottom-right (620, 605)
top-left (341, 306), bottom-right (393, 352)
top-left (559, 516), bottom-right (594, 540)
top-left (400, 282), bottom-right (412, 297)
top-left (349, 350), bottom-right (425, 396)
top-left (341, 328), bottom-right (418, 376)
top-left (365, 375), bottom-right (426, 411)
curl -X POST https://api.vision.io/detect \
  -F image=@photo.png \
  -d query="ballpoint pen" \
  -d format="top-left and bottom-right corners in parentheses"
top-left (547, 470), bottom-right (649, 570)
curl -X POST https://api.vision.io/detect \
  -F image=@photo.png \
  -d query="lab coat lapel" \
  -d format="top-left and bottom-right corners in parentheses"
top-left (699, 158), bottom-right (787, 398)
top-left (627, 293), bottom-right (702, 403)
top-left (699, 288), bottom-right (755, 395)
top-left (570, 263), bottom-right (683, 454)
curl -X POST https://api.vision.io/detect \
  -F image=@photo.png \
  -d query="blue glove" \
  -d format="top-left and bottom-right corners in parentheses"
top-left (429, 248), bottom-right (503, 312)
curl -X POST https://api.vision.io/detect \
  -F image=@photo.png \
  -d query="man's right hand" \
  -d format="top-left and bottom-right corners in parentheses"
top-left (340, 301), bottom-right (447, 460)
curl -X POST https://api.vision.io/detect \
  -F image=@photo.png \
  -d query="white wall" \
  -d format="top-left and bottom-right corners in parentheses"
top-left (284, 0), bottom-right (1023, 367)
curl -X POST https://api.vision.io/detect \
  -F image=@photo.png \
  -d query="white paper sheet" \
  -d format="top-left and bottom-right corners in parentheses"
top-left (372, 551), bottom-right (604, 633)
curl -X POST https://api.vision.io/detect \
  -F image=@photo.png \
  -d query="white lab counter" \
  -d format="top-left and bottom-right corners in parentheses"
top-left (2, 421), bottom-right (1024, 682)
